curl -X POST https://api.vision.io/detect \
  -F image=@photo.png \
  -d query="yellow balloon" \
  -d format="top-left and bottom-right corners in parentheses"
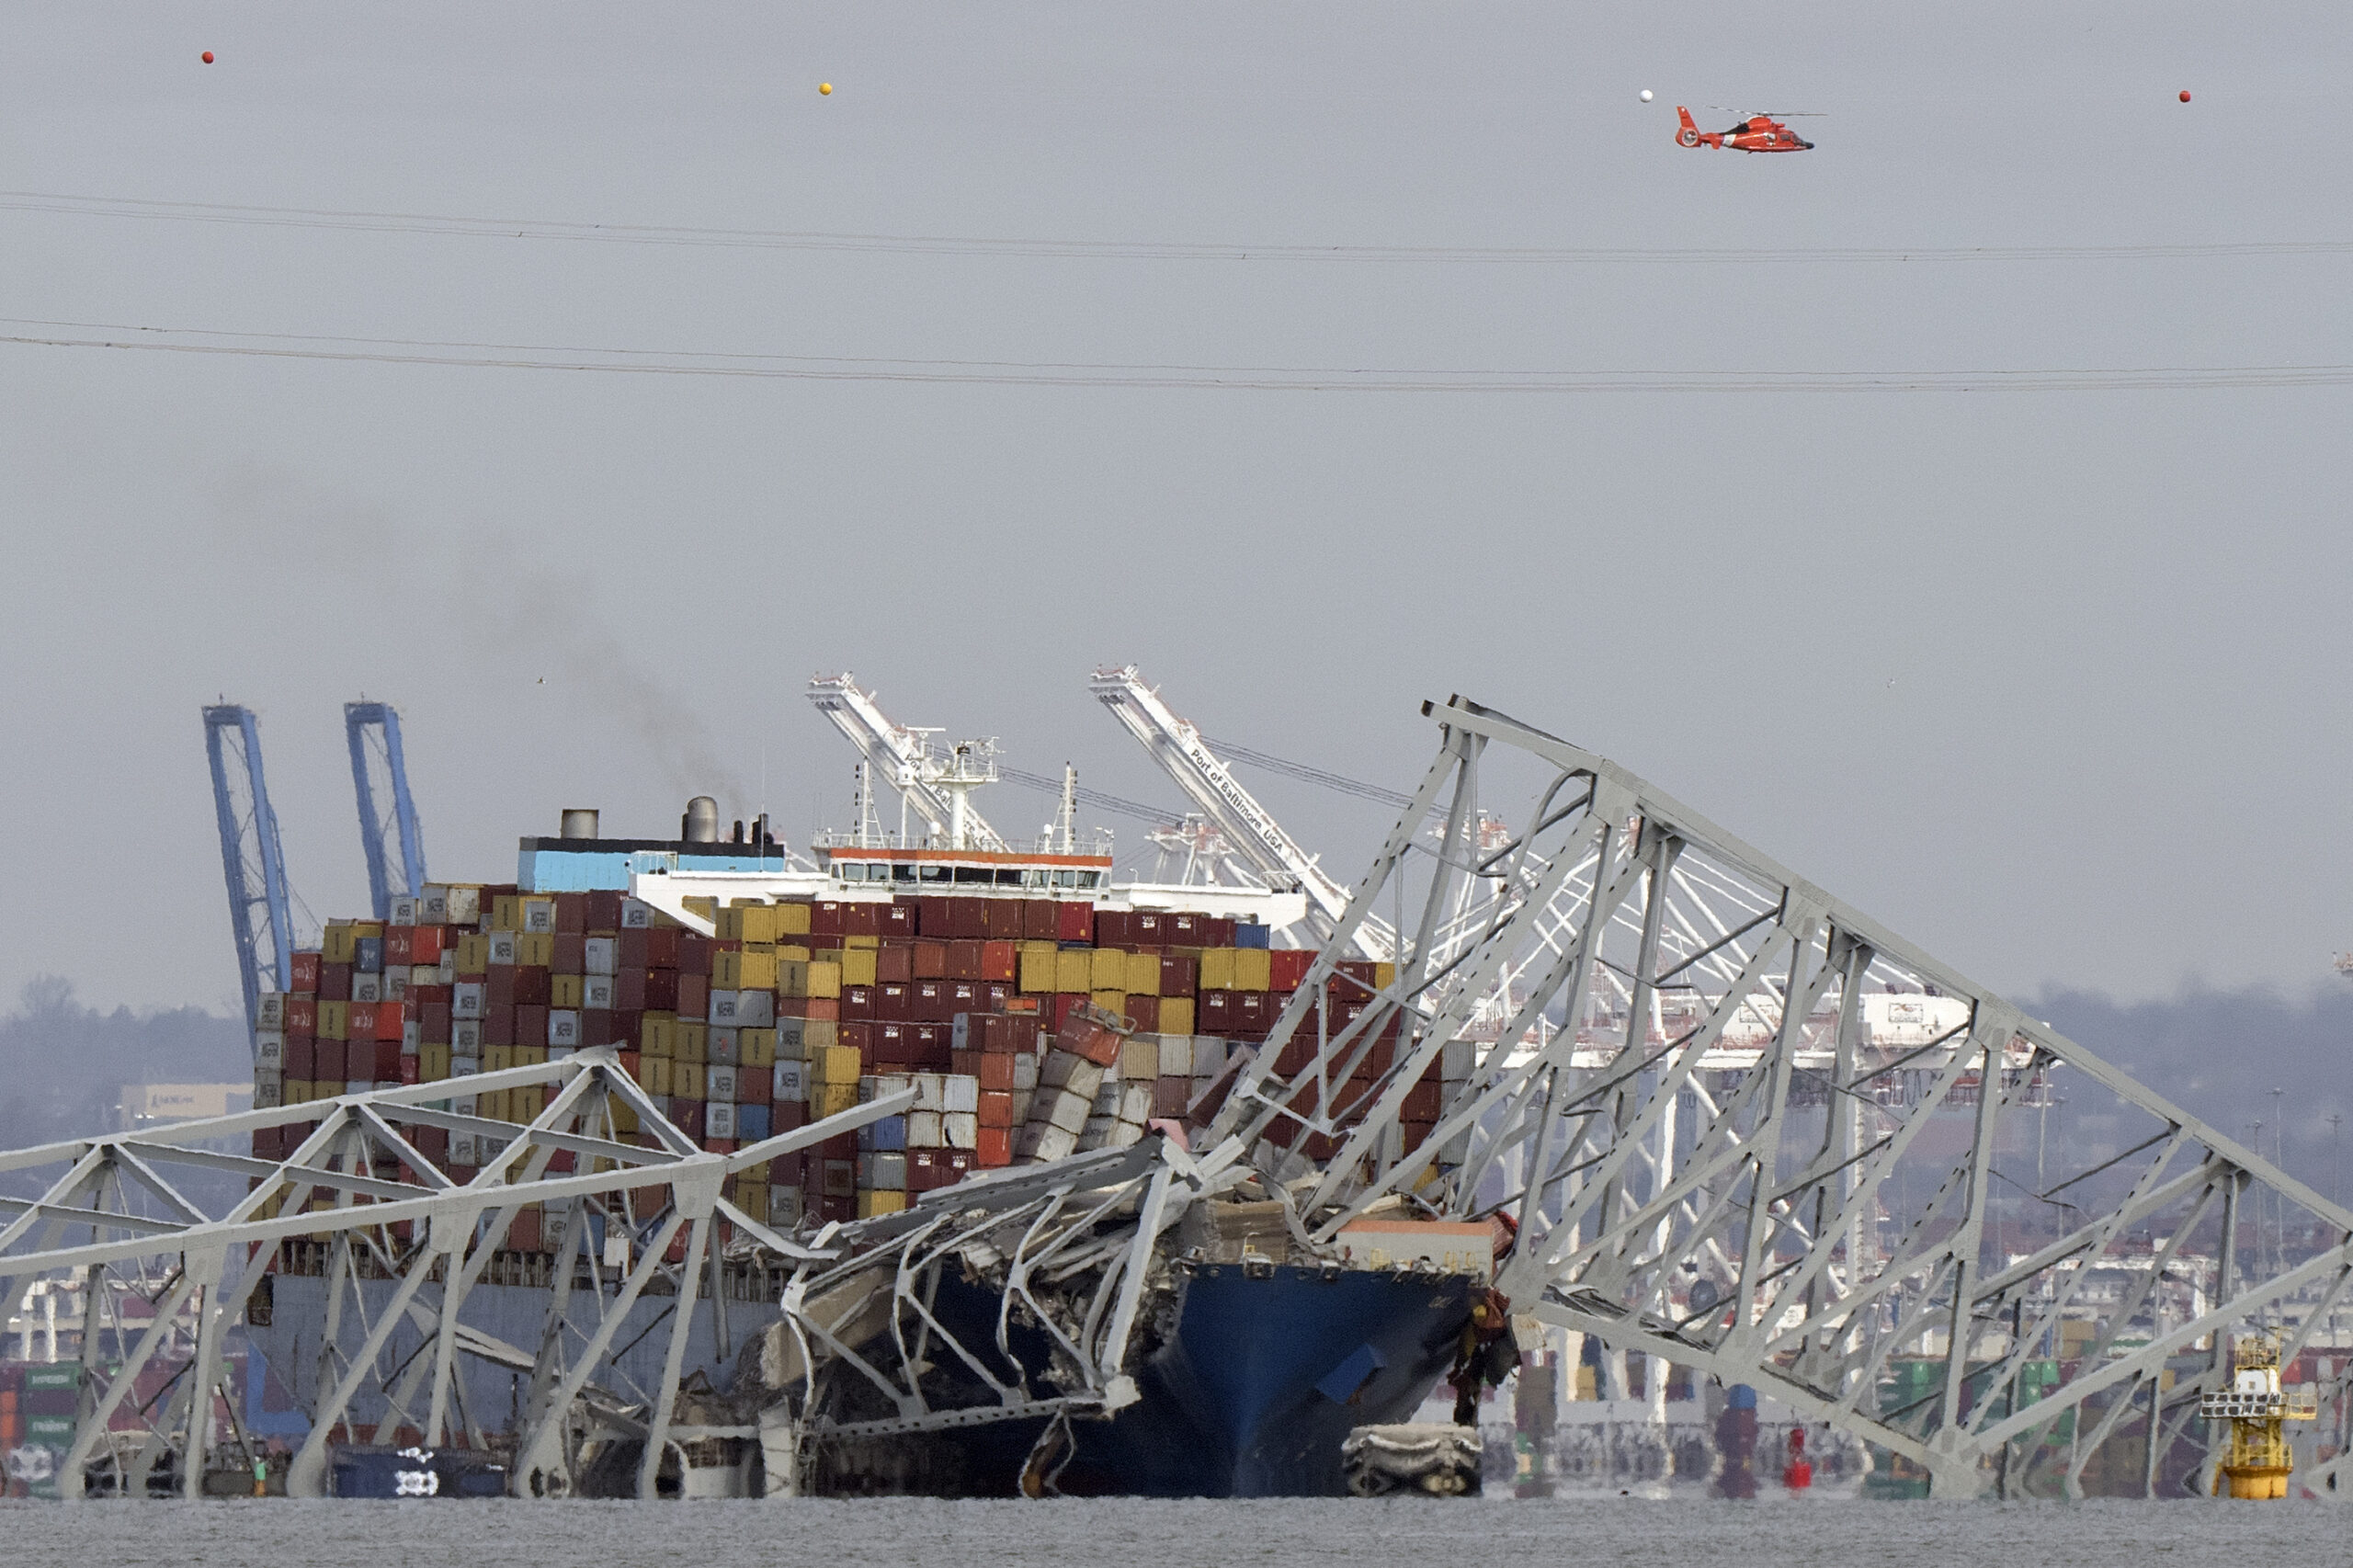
top-left (819, 83), bottom-right (833, 95)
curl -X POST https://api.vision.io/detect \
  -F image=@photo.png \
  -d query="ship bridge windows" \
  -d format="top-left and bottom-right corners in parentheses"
top-left (1077, 871), bottom-right (1102, 889)
top-left (1051, 869), bottom-right (1079, 890)
top-left (917, 865), bottom-right (952, 884)
top-left (892, 864), bottom-right (917, 883)
top-left (995, 868), bottom-right (1023, 886)
top-left (951, 866), bottom-right (992, 884)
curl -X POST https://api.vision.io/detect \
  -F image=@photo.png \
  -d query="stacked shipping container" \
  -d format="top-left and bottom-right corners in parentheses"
top-left (249, 888), bottom-right (1459, 1251)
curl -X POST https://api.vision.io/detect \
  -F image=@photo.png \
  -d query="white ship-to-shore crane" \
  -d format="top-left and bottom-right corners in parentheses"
top-left (1089, 665), bottom-right (1393, 960)
top-left (807, 674), bottom-right (1010, 853)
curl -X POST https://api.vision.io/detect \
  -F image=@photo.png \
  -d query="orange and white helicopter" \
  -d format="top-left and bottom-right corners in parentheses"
top-left (1675, 106), bottom-right (1815, 153)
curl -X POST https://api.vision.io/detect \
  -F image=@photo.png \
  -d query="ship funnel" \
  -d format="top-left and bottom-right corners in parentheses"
top-left (560, 808), bottom-right (600, 840)
top-left (683, 796), bottom-right (720, 843)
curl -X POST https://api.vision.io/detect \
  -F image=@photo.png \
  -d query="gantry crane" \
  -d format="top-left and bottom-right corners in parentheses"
top-left (345, 699), bottom-right (427, 919)
top-left (806, 674), bottom-right (1011, 852)
top-left (201, 704), bottom-right (295, 1047)
top-left (1088, 665), bottom-right (1392, 958)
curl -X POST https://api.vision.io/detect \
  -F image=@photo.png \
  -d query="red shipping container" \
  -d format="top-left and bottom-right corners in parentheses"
top-left (314, 1040), bottom-right (348, 1082)
top-left (643, 970), bottom-right (679, 1011)
top-left (945, 940), bottom-right (983, 981)
top-left (949, 897), bottom-right (987, 939)
top-left (676, 934), bottom-right (714, 976)
top-left (804, 996), bottom-right (841, 1024)
top-left (947, 982), bottom-right (983, 1017)
top-left (392, 1047), bottom-right (419, 1084)
top-left (551, 932), bottom-right (586, 974)
top-left (1096, 910), bottom-right (1131, 948)
top-left (1154, 1077), bottom-right (1191, 1117)
top-left (977, 1088), bottom-right (1016, 1125)
top-left (516, 1004), bottom-right (549, 1046)
top-left (1049, 993), bottom-right (1086, 1033)
top-left (870, 1022), bottom-right (906, 1065)
top-left (773, 1099), bottom-right (806, 1133)
top-left (1132, 912), bottom-right (1164, 944)
top-left (846, 902), bottom-right (883, 937)
top-left (483, 1005), bottom-right (517, 1046)
top-left (1160, 955), bottom-right (1199, 996)
top-left (319, 962), bottom-right (354, 1003)
top-left (378, 1002), bottom-right (408, 1041)
top-left (290, 950), bottom-right (322, 994)
top-left (581, 1009), bottom-right (625, 1048)
top-left (1021, 901), bottom-right (1059, 940)
top-left (285, 1038), bottom-right (317, 1079)
top-left (673, 1100), bottom-right (706, 1140)
top-left (615, 970), bottom-right (647, 1010)
top-left (874, 944), bottom-right (914, 984)
top-left (816, 1193), bottom-right (857, 1223)
top-left (513, 966), bottom-right (551, 1006)
top-left (1055, 902), bottom-right (1096, 943)
top-left (285, 997), bottom-right (318, 1036)
top-left (506, 1209), bottom-right (541, 1253)
top-left (1267, 949), bottom-right (1315, 993)
top-left (1199, 991), bottom-right (1234, 1031)
top-left (678, 973), bottom-right (709, 1018)
top-left (811, 901), bottom-right (846, 937)
top-left (882, 983), bottom-right (917, 1022)
top-left (913, 896), bottom-right (949, 937)
top-left (842, 984), bottom-right (876, 1022)
top-left (881, 902), bottom-right (915, 939)
top-left (911, 1023), bottom-right (951, 1068)
top-left (769, 1150), bottom-right (805, 1187)
top-left (1400, 1077), bottom-right (1442, 1120)
top-left (409, 983), bottom-right (452, 1005)
top-left (618, 1049), bottom-right (642, 1081)
top-left (555, 892), bottom-right (588, 934)
top-left (385, 928), bottom-right (415, 966)
top-left (911, 940), bottom-right (947, 980)
top-left (738, 1065), bottom-right (770, 1106)
top-left (974, 1127), bottom-right (1013, 1167)
top-left (1235, 991), bottom-right (1274, 1038)
top-left (911, 982), bottom-right (949, 1023)
top-left (982, 982), bottom-right (1014, 1012)
top-left (410, 925), bottom-right (448, 962)
top-left (585, 890), bottom-right (623, 931)
top-left (486, 965), bottom-right (517, 1007)
top-left (982, 900), bottom-right (1023, 940)
top-left (347, 1002), bottom-right (379, 1040)
top-left (1055, 1012), bottom-right (1122, 1067)
top-left (978, 940), bottom-right (1017, 983)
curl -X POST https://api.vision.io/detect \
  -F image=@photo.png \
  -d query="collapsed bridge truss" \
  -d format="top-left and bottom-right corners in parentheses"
top-left (3, 694), bottom-right (2348, 1500)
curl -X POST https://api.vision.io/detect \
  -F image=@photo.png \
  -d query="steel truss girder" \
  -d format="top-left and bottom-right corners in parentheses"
top-left (0, 1051), bottom-right (908, 1500)
top-left (1200, 695), bottom-right (2353, 1498)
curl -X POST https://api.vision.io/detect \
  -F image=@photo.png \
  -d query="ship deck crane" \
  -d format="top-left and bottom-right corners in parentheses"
top-left (807, 675), bottom-right (1011, 852)
top-left (345, 699), bottom-right (427, 919)
top-left (1088, 665), bottom-right (1392, 959)
top-left (201, 704), bottom-right (295, 1050)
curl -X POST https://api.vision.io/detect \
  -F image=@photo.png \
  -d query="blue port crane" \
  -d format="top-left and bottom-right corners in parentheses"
top-left (202, 704), bottom-right (295, 1042)
top-left (344, 699), bottom-right (427, 919)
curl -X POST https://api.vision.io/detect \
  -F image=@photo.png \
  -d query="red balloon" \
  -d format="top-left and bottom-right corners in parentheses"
top-left (201, 51), bottom-right (214, 63)
top-left (2178, 89), bottom-right (2191, 102)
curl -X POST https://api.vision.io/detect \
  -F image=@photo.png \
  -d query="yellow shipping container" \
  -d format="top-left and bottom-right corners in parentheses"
top-left (421, 1043), bottom-right (452, 1082)
top-left (1200, 949), bottom-right (1236, 992)
top-left (1373, 961), bottom-right (1397, 990)
top-left (1233, 949), bottom-right (1271, 992)
top-left (683, 895), bottom-right (718, 921)
top-left (741, 1027), bottom-right (777, 1069)
top-left (641, 1015), bottom-right (675, 1058)
top-left (813, 1044), bottom-right (862, 1084)
top-left (1160, 997), bottom-right (1196, 1036)
top-left (673, 1062), bottom-right (705, 1100)
top-left (841, 948), bottom-right (878, 986)
top-left (720, 904), bottom-right (781, 944)
top-left (490, 895), bottom-right (522, 931)
top-left (776, 959), bottom-right (805, 997)
top-left (610, 1096), bottom-right (640, 1134)
top-left (717, 950), bottom-right (779, 990)
top-left (806, 960), bottom-right (842, 1000)
top-left (1091, 990), bottom-right (1128, 1019)
top-left (777, 902), bottom-right (812, 936)
top-left (479, 1087), bottom-right (508, 1122)
top-left (1090, 948), bottom-right (1128, 991)
top-left (486, 1045), bottom-right (515, 1073)
top-left (813, 1082), bottom-right (860, 1119)
top-left (322, 924), bottom-right (359, 964)
top-left (454, 932), bottom-right (491, 974)
top-left (858, 1190), bottom-right (909, 1219)
top-left (516, 1045), bottom-right (547, 1066)
top-left (1019, 948), bottom-right (1060, 994)
top-left (517, 932), bottom-right (554, 968)
top-left (551, 974), bottom-right (584, 1008)
top-left (1055, 950), bottom-right (1095, 994)
top-left (317, 1001), bottom-right (349, 1041)
top-left (283, 1080), bottom-right (313, 1105)
top-left (676, 1022), bottom-right (708, 1063)
top-left (641, 1055), bottom-right (672, 1096)
top-left (736, 1157), bottom-right (772, 1182)
top-left (779, 944), bottom-right (811, 961)
top-left (1124, 949), bottom-right (1162, 996)
top-left (732, 1176), bottom-right (769, 1213)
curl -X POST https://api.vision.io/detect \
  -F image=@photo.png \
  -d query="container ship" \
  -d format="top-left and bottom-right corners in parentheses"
top-left (238, 804), bottom-right (1492, 1499)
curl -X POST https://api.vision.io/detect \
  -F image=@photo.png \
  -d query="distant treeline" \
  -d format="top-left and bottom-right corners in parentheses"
top-left (0, 977), bottom-right (249, 1164)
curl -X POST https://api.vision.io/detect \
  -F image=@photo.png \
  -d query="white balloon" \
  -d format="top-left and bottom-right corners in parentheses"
top-left (1639, 89), bottom-right (1654, 102)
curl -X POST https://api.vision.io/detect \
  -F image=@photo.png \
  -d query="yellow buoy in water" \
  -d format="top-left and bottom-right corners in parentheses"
top-left (819, 83), bottom-right (833, 96)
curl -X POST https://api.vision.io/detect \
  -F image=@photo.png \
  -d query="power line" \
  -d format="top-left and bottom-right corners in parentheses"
top-left (6, 189), bottom-right (2350, 267)
top-left (996, 767), bottom-right (1182, 826)
top-left (1203, 738), bottom-right (1417, 809)
top-left (8, 317), bottom-right (2353, 392)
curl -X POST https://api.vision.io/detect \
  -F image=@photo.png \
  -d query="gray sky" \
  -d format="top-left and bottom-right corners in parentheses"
top-left (4, 3), bottom-right (2348, 1015)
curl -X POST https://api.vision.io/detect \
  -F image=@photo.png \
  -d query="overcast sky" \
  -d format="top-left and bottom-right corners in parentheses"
top-left (4, 4), bottom-right (2348, 1017)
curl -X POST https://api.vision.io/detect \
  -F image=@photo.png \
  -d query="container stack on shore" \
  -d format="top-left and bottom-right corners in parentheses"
top-left (249, 887), bottom-right (1454, 1252)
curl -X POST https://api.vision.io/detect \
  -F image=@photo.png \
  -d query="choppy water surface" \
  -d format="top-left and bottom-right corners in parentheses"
top-left (1, 1496), bottom-right (2342, 1566)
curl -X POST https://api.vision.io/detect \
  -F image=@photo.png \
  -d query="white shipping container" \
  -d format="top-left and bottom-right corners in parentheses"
top-left (620, 896), bottom-right (654, 928)
top-left (448, 1132), bottom-right (478, 1164)
top-left (912, 1073), bottom-right (947, 1111)
top-left (706, 1101), bottom-right (737, 1139)
top-left (733, 991), bottom-right (775, 1027)
top-left (710, 990), bottom-right (744, 1026)
top-left (942, 1112), bottom-right (978, 1149)
top-left (584, 936), bottom-right (618, 976)
top-left (1105, 1120), bottom-right (1145, 1149)
top-left (353, 973), bottom-right (384, 1004)
top-left (1019, 1123), bottom-right (1078, 1164)
top-left (1118, 1083), bottom-right (1154, 1123)
top-left (1041, 1053), bottom-right (1105, 1097)
top-left (1440, 1039), bottom-right (1475, 1080)
top-left (1118, 1037), bottom-right (1159, 1080)
top-left (548, 1010), bottom-right (581, 1048)
top-left (445, 884), bottom-right (483, 925)
top-left (253, 1078), bottom-right (282, 1108)
top-left (450, 1056), bottom-right (483, 1078)
top-left (389, 894), bottom-right (420, 926)
top-left (438, 952), bottom-right (458, 984)
top-left (381, 970), bottom-right (409, 1002)
top-left (1155, 1034), bottom-right (1193, 1076)
top-left (583, 977), bottom-right (616, 1011)
top-left (522, 900), bottom-right (557, 934)
top-left (941, 1074), bottom-right (979, 1114)
top-left (773, 1061), bottom-right (810, 1102)
top-left (709, 1027), bottom-right (741, 1065)
top-left (402, 1020), bottom-right (422, 1052)
top-left (452, 980), bottom-right (482, 1017)
top-left (1045, 1087), bottom-right (1091, 1136)
top-left (707, 1063), bottom-right (739, 1103)
top-left (767, 1186), bottom-right (803, 1227)
top-left (452, 1020), bottom-right (483, 1053)
top-left (1091, 1082), bottom-right (1121, 1114)
top-left (409, 964), bottom-right (439, 989)
top-left (253, 1030), bottom-right (285, 1070)
top-left (420, 884), bottom-right (452, 924)
top-left (861, 1152), bottom-right (908, 1190)
top-left (1011, 1054), bottom-right (1040, 1092)
top-left (256, 993), bottom-right (286, 1029)
top-left (1010, 1090), bottom-right (1034, 1124)
top-left (487, 931), bottom-right (517, 966)
top-left (950, 1014), bottom-right (974, 1052)
top-left (345, 1078), bottom-right (373, 1097)
top-left (907, 1109), bottom-right (944, 1147)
